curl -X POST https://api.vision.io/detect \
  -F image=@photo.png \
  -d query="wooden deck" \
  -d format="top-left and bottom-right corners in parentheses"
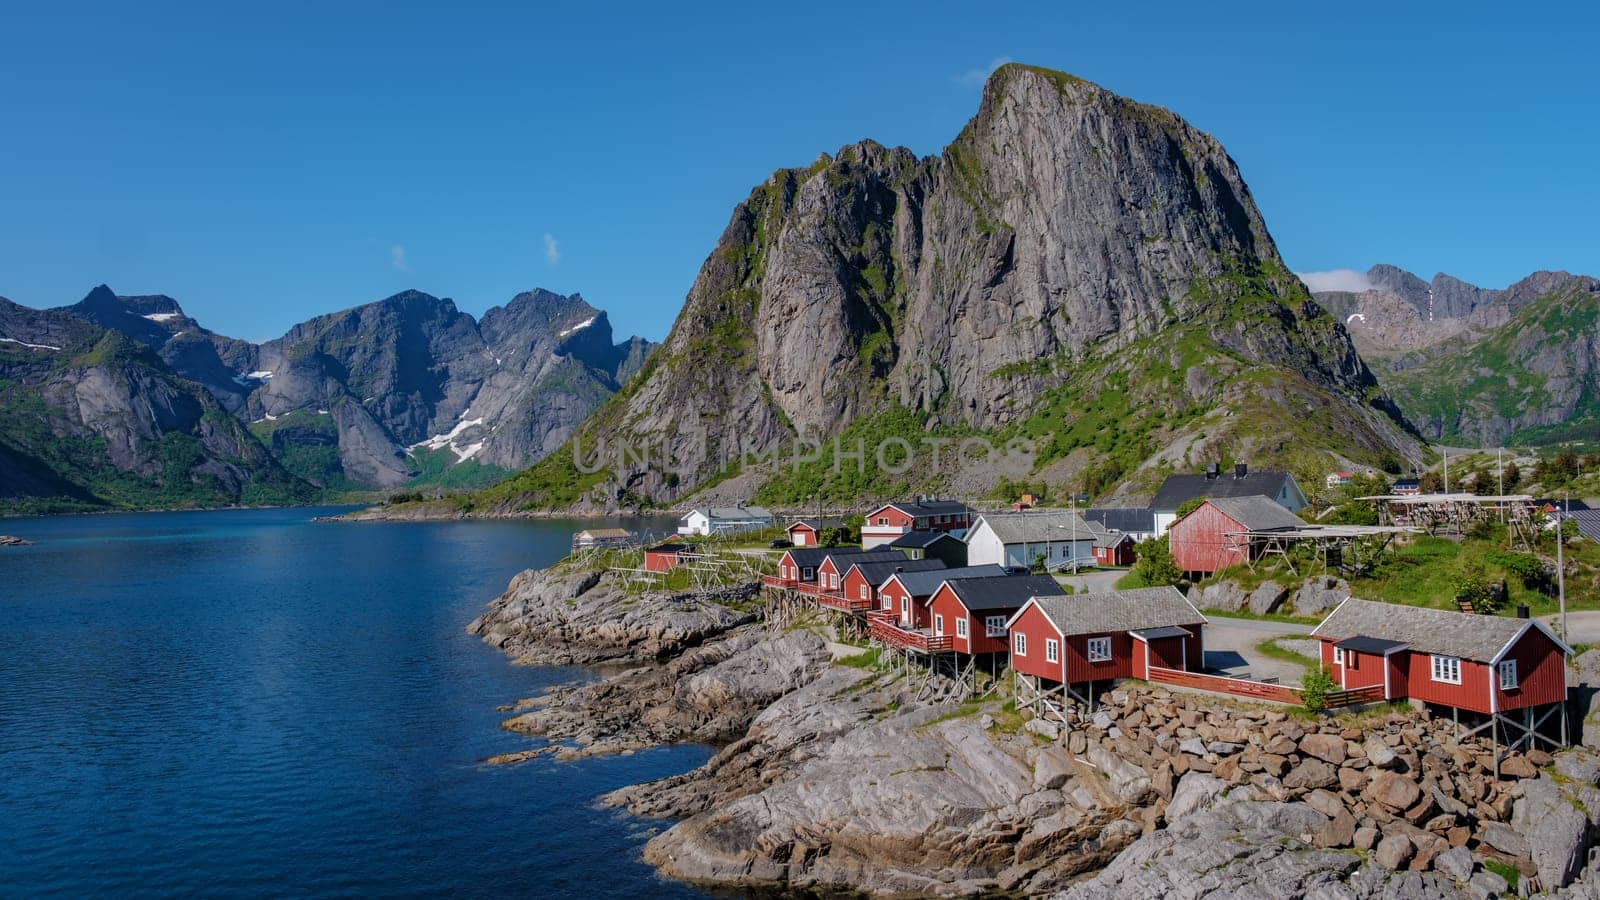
top-left (868, 611), bottom-right (953, 653)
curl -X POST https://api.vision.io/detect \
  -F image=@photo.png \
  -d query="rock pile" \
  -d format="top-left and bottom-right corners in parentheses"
top-left (0, 535), bottom-right (33, 546)
top-left (1042, 684), bottom-right (1597, 893)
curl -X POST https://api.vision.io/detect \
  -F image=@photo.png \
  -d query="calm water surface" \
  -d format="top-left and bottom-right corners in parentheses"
top-left (0, 507), bottom-right (712, 898)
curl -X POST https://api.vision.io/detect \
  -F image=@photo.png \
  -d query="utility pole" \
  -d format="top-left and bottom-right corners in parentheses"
top-left (1443, 448), bottom-right (1450, 494)
top-left (1558, 492), bottom-right (1569, 643)
top-left (1498, 448), bottom-right (1505, 524)
top-left (1070, 493), bottom-right (1079, 575)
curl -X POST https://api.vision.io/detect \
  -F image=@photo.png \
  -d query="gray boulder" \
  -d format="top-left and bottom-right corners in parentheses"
top-left (1294, 576), bottom-right (1351, 616)
top-left (1197, 581), bottom-right (1247, 613)
top-left (1165, 773), bottom-right (1229, 824)
top-left (1248, 580), bottom-right (1289, 616)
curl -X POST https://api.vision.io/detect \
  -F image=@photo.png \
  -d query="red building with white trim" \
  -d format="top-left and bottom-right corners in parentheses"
top-left (923, 574), bottom-right (1066, 657)
top-left (1168, 495), bottom-right (1307, 577)
top-left (1006, 587), bottom-right (1207, 688)
top-left (644, 543), bottom-right (689, 572)
top-left (1311, 598), bottom-right (1572, 715)
top-left (836, 558), bottom-right (945, 612)
top-left (860, 499), bottom-right (974, 548)
top-left (875, 565), bottom-right (1009, 633)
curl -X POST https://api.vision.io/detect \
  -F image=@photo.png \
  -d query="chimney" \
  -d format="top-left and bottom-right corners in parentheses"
top-left (1205, 463), bottom-right (1219, 480)
top-left (1516, 604), bottom-right (1530, 619)
top-left (1235, 462), bottom-right (1248, 479)
top-left (895, 566), bottom-right (904, 574)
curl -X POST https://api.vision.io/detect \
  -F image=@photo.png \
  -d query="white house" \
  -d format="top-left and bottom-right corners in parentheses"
top-left (677, 505), bottom-right (774, 536)
top-left (964, 511), bottom-right (1101, 571)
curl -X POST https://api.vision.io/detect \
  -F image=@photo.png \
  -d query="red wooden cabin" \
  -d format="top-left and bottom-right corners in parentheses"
top-left (1311, 598), bottom-right (1572, 714)
top-left (860, 499), bottom-right (974, 548)
top-left (770, 547), bottom-right (896, 592)
top-left (644, 543), bottom-right (689, 572)
top-left (875, 565), bottom-right (1008, 631)
top-left (1006, 587), bottom-right (1207, 688)
top-left (1092, 533), bottom-right (1135, 567)
top-left (785, 517), bottom-right (845, 548)
top-left (926, 574), bottom-right (1067, 656)
top-left (834, 558), bottom-right (945, 612)
top-left (1168, 495), bottom-right (1307, 577)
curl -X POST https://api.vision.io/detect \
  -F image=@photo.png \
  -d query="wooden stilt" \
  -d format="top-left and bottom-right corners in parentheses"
top-left (1492, 716), bottom-right (1499, 780)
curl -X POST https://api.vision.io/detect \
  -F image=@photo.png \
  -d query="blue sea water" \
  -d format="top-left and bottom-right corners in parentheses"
top-left (0, 507), bottom-right (712, 898)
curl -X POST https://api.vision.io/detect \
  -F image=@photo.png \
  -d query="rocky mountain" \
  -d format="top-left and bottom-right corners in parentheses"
top-left (0, 297), bottom-right (313, 512)
top-left (469, 63), bottom-right (1421, 514)
top-left (1, 284), bottom-right (653, 510)
top-left (1313, 266), bottom-right (1599, 445)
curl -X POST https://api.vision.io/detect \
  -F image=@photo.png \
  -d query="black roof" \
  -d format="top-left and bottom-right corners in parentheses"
top-left (1081, 507), bottom-right (1156, 534)
top-left (1570, 509), bottom-right (1600, 544)
top-left (1150, 471), bottom-right (1298, 511)
top-left (889, 531), bottom-right (963, 549)
top-left (886, 564), bottom-right (1008, 596)
top-left (783, 546), bottom-right (897, 569)
top-left (848, 558), bottom-right (946, 585)
top-left (789, 517), bottom-right (847, 530)
top-left (1534, 499), bottom-right (1592, 512)
top-left (946, 574), bottom-right (1066, 611)
top-left (645, 542), bottom-right (687, 554)
top-left (1334, 635), bottom-right (1409, 655)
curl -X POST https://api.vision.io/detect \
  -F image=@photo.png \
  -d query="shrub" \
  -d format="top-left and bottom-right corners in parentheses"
top-left (1130, 536), bottom-right (1183, 587)
top-left (1300, 665), bottom-right (1337, 712)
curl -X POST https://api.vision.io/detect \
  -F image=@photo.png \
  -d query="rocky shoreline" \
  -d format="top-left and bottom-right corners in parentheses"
top-left (469, 563), bottom-right (1600, 897)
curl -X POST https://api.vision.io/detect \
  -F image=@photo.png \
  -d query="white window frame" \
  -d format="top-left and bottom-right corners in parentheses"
top-left (1046, 639), bottom-right (1059, 663)
top-left (1430, 655), bottom-right (1461, 685)
top-left (859, 583), bottom-right (869, 600)
top-left (1333, 647), bottom-right (1345, 665)
top-left (877, 517), bottom-right (888, 526)
top-left (882, 593), bottom-right (893, 611)
top-left (934, 614), bottom-right (945, 636)
top-left (1086, 636), bottom-right (1112, 663)
top-left (1499, 659), bottom-right (1519, 690)
top-left (985, 616), bottom-right (1007, 638)
top-left (802, 566), bottom-right (814, 580)
top-left (956, 618), bottom-right (968, 638)
top-left (1014, 632), bottom-right (1027, 656)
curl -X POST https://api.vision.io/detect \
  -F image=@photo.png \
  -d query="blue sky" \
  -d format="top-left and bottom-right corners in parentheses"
top-left (2, 1), bottom-right (1596, 342)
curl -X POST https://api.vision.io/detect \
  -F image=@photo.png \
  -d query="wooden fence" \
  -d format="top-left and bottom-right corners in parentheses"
top-left (868, 614), bottom-right (953, 653)
top-left (1147, 666), bottom-right (1384, 708)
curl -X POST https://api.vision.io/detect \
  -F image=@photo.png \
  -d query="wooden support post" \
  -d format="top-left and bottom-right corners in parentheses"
top-left (1562, 696), bottom-right (1570, 747)
top-left (1492, 716), bottom-right (1499, 780)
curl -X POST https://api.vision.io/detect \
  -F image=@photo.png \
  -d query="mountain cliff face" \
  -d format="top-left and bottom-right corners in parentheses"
top-left (1314, 266), bottom-right (1600, 445)
top-left (476, 64), bottom-right (1421, 513)
top-left (2, 284), bottom-right (653, 509)
top-left (0, 298), bottom-right (313, 511)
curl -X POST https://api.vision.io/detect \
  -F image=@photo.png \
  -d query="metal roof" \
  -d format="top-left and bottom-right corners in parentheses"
top-left (1081, 507), bottom-right (1157, 534)
top-left (846, 557), bottom-right (946, 585)
top-left (1334, 635), bottom-right (1408, 655)
top-left (1204, 495), bottom-right (1308, 531)
top-left (789, 517), bottom-right (846, 530)
top-left (867, 499), bottom-right (973, 518)
top-left (883, 564), bottom-right (1008, 596)
top-left (1131, 625), bottom-right (1193, 641)
top-left (1312, 597), bottom-right (1572, 662)
top-left (1151, 471), bottom-right (1298, 511)
top-left (686, 505), bottom-right (774, 520)
top-left (972, 511), bottom-right (1100, 545)
top-left (946, 574), bottom-right (1067, 611)
top-left (783, 546), bottom-right (898, 569)
top-left (1570, 509), bottom-right (1600, 544)
top-left (1023, 586), bottom-right (1207, 637)
top-left (889, 530), bottom-right (962, 549)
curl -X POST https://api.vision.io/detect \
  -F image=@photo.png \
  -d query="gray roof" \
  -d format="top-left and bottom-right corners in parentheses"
top-left (974, 511), bottom-right (1099, 545)
top-left (1570, 509), bottom-right (1600, 544)
top-left (871, 499), bottom-right (973, 518)
top-left (884, 564), bottom-right (1008, 596)
top-left (1082, 507), bottom-right (1157, 534)
top-left (1151, 471), bottom-right (1298, 511)
top-left (790, 517), bottom-right (846, 530)
top-left (846, 557), bottom-right (946, 585)
top-left (1311, 597), bottom-right (1570, 662)
top-left (698, 505), bottom-right (772, 519)
top-left (1205, 495), bottom-right (1308, 531)
top-left (946, 574), bottom-right (1067, 611)
top-left (890, 530), bottom-right (962, 549)
top-left (1026, 587), bottom-right (1206, 637)
top-left (783, 546), bottom-right (897, 570)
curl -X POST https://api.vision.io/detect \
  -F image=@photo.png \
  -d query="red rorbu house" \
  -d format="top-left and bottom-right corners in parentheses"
top-left (768, 547), bottom-right (896, 595)
top-left (1167, 495), bottom-right (1308, 578)
top-left (832, 558), bottom-right (946, 613)
top-left (874, 565), bottom-right (1009, 640)
top-left (860, 499), bottom-right (975, 549)
top-left (786, 517), bottom-right (846, 548)
top-left (1092, 532), bottom-right (1136, 567)
top-left (1006, 587), bottom-right (1207, 703)
top-left (1311, 598), bottom-right (1572, 721)
top-left (924, 574), bottom-right (1067, 657)
top-left (644, 543), bottom-right (690, 572)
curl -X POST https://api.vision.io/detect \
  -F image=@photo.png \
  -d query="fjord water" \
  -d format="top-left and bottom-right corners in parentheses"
top-left (0, 508), bottom-right (708, 898)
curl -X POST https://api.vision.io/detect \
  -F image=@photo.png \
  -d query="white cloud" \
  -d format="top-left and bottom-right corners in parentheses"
top-left (543, 232), bottom-right (561, 266)
top-left (390, 244), bottom-right (408, 271)
top-left (956, 56), bottom-right (1013, 87)
top-left (1295, 269), bottom-right (1373, 293)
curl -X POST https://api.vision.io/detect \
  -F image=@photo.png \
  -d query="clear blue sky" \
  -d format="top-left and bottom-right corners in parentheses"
top-left (2, 1), bottom-right (1595, 342)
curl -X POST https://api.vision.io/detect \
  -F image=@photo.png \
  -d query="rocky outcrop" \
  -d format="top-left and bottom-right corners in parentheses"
top-left (474, 62), bottom-right (1421, 514)
top-left (0, 534), bottom-right (33, 546)
top-left (1294, 575), bottom-right (1352, 615)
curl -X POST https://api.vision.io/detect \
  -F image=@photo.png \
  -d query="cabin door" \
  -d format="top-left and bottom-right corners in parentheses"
top-left (901, 599), bottom-right (912, 626)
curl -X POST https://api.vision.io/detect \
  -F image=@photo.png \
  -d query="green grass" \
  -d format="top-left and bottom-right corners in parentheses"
top-left (837, 646), bottom-right (883, 669)
top-left (1480, 858), bottom-right (1520, 891)
top-left (1256, 636), bottom-right (1318, 667)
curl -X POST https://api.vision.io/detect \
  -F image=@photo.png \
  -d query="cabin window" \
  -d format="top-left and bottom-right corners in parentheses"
top-left (956, 618), bottom-right (968, 638)
top-left (802, 567), bottom-right (814, 580)
top-left (882, 594), bottom-right (893, 610)
top-left (985, 616), bottom-right (1007, 638)
top-left (859, 584), bottom-right (869, 600)
top-left (1499, 660), bottom-right (1519, 690)
top-left (1014, 632), bottom-right (1027, 656)
top-left (934, 614), bottom-right (945, 636)
top-left (1046, 639), bottom-right (1059, 663)
top-left (1430, 655), bottom-right (1461, 685)
top-left (1087, 636), bottom-right (1112, 663)
top-left (1333, 647), bottom-right (1344, 665)
top-left (877, 517), bottom-right (887, 526)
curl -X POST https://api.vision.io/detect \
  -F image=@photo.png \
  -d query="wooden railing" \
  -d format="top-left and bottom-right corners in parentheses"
top-left (1146, 667), bottom-right (1385, 707)
top-left (817, 591), bottom-right (875, 613)
top-left (869, 616), bottom-right (953, 653)
top-left (760, 574), bottom-right (794, 589)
